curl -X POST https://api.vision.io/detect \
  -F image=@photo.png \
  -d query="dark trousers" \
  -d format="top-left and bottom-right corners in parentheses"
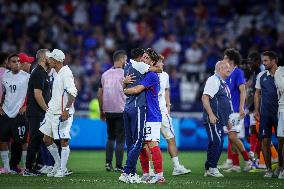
top-left (205, 123), bottom-right (224, 170)
top-left (123, 106), bottom-right (146, 174)
top-left (105, 113), bottom-right (125, 168)
top-left (25, 116), bottom-right (44, 170)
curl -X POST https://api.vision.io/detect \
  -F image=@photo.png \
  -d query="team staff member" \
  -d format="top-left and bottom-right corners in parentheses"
top-left (23, 49), bottom-right (51, 176)
top-left (254, 51), bottom-right (279, 178)
top-left (98, 50), bottom-right (127, 172)
top-left (202, 60), bottom-right (232, 178)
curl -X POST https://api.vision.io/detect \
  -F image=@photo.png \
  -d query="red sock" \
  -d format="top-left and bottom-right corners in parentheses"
top-left (241, 150), bottom-right (249, 161)
top-left (256, 141), bottom-right (261, 158)
top-left (250, 134), bottom-right (258, 153)
top-left (150, 146), bottom-right (163, 174)
top-left (139, 148), bottom-right (149, 174)
top-left (232, 153), bottom-right (240, 166)
top-left (228, 142), bottom-right (233, 160)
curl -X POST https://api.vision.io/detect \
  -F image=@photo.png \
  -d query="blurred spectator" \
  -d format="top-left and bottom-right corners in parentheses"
top-left (152, 33), bottom-right (181, 66)
top-left (0, 0), bottom-right (283, 112)
top-left (185, 42), bottom-right (203, 64)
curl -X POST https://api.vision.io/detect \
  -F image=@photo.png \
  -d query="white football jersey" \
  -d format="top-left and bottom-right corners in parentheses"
top-left (158, 71), bottom-right (170, 114)
top-left (2, 70), bottom-right (30, 118)
top-left (275, 66), bottom-right (284, 112)
top-left (48, 66), bottom-right (77, 115)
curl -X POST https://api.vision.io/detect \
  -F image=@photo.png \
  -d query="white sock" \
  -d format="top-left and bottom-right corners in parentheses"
top-left (47, 143), bottom-right (61, 167)
top-left (21, 151), bottom-right (27, 168)
top-left (0, 151), bottom-right (10, 170)
top-left (61, 146), bottom-right (70, 171)
top-left (157, 172), bottom-right (163, 177)
top-left (172, 156), bottom-right (180, 168)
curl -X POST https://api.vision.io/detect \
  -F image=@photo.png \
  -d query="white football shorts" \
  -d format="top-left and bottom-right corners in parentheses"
top-left (277, 112), bottom-right (284, 137)
top-left (39, 111), bottom-right (73, 140)
top-left (161, 113), bottom-right (175, 140)
top-left (144, 122), bottom-right (161, 142)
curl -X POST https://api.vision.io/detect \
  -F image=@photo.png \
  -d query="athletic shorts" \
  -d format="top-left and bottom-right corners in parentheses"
top-left (144, 122), bottom-right (161, 142)
top-left (39, 111), bottom-right (73, 140)
top-left (161, 113), bottom-right (175, 140)
top-left (0, 113), bottom-right (28, 143)
top-left (225, 113), bottom-right (245, 138)
top-left (277, 112), bottom-right (284, 137)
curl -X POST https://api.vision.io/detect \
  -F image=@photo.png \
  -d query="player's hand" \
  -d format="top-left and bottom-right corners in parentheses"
top-left (254, 111), bottom-right (260, 121)
top-left (209, 113), bottom-right (218, 125)
top-left (239, 108), bottom-right (245, 119)
top-left (100, 112), bottom-right (106, 121)
top-left (19, 106), bottom-right (26, 115)
top-left (227, 121), bottom-right (232, 131)
top-left (61, 110), bottom-right (70, 122)
top-left (123, 74), bottom-right (136, 84)
top-left (0, 106), bottom-right (4, 115)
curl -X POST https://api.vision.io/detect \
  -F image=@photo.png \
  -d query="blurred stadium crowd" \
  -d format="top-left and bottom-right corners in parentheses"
top-left (1, 0), bottom-right (284, 112)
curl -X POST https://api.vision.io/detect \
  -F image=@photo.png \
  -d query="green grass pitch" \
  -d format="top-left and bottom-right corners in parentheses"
top-left (0, 151), bottom-right (284, 189)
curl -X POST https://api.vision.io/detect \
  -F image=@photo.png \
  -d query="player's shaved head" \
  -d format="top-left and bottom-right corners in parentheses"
top-left (36, 49), bottom-right (49, 62)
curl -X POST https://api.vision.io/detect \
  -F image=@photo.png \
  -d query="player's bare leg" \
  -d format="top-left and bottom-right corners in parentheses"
top-left (167, 138), bottom-right (191, 175)
top-left (225, 132), bottom-right (250, 172)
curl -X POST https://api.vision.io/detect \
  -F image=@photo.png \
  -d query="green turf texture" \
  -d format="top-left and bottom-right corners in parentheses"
top-left (0, 151), bottom-right (283, 189)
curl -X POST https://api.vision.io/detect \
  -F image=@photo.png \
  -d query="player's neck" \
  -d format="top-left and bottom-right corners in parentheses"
top-left (12, 70), bottom-right (19, 74)
top-left (54, 64), bottom-right (63, 73)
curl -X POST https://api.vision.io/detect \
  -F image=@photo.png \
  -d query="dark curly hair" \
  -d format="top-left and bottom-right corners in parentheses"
top-left (224, 48), bottom-right (242, 66)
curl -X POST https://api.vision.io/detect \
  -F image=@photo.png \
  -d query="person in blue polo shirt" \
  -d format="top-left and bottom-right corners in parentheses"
top-left (202, 60), bottom-right (232, 177)
top-left (254, 51), bottom-right (279, 178)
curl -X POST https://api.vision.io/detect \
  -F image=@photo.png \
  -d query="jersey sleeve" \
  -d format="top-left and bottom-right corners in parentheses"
top-left (140, 72), bottom-right (158, 88)
top-left (236, 69), bottom-right (246, 87)
top-left (165, 73), bottom-right (170, 89)
top-left (255, 71), bottom-right (265, 89)
top-left (63, 69), bottom-right (78, 97)
top-left (132, 61), bottom-right (150, 74)
top-left (203, 76), bottom-right (220, 98)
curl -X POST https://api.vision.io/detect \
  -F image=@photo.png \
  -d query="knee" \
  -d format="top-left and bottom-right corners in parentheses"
top-left (228, 133), bottom-right (236, 142)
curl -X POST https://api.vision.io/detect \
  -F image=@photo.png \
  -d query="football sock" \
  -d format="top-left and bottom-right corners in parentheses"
top-left (250, 134), bottom-right (258, 153)
top-left (21, 150), bottom-right (27, 168)
top-left (47, 143), bottom-right (60, 167)
top-left (0, 151), bottom-right (10, 170)
top-left (228, 142), bottom-right (233, 162)
top-left (150, 146), bottom-right (163, 175)
top-left (61, 146), bottom-right (70, 171)
top-left (232, 153), bottom-right (240, 166)
top-left (172, 156), bottom-right (180, 168)
top-left (139, 147), bottom-right (149, 174)
top-left (241, 151), bottom-right (249, 161)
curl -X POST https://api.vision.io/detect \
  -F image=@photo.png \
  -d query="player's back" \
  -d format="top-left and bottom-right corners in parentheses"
top-left (143, 72), bottom-right (161, 122)
top-left (124, 61), bottom-right (147, 108)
